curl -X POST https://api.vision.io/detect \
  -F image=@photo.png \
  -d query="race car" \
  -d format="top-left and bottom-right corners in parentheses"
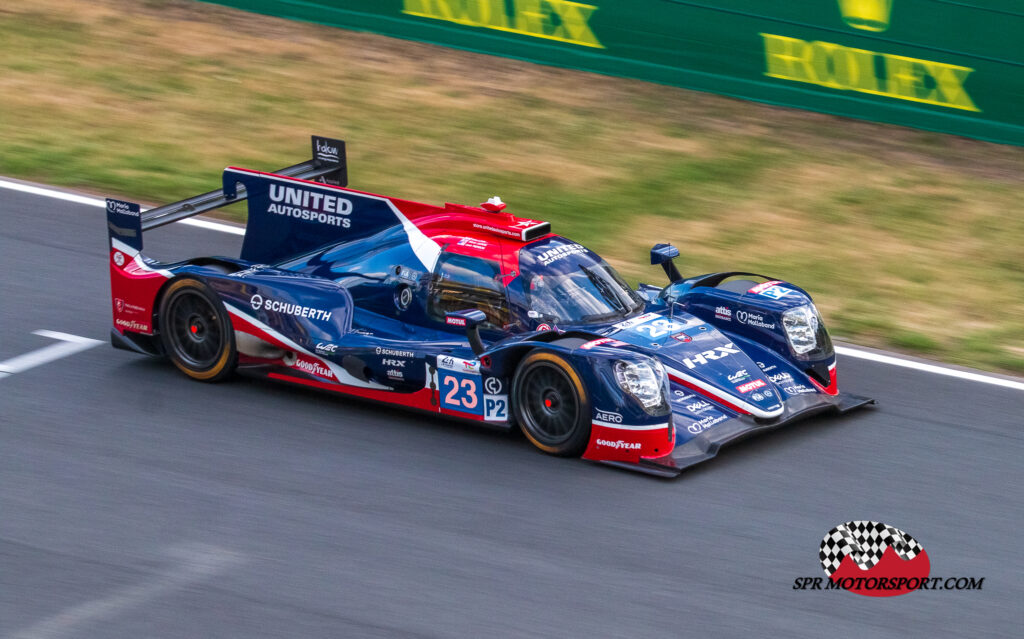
top-left (106, 136), bottom-right (873, 476)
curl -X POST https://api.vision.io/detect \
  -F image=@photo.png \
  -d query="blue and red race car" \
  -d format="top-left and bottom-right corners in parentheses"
top-left (106, 136), bottom-right (873, 476)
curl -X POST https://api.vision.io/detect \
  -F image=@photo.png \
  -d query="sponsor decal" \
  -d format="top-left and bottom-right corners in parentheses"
top-left (294, 357), bottom-right (334, 380)
top-left (769, 372), bottom-right (793, 384)
top-left (680, 343), bottom-right (741, 369)
top-left (611, 312), bottom-right (661, 331)
top-left (267, 184), bottom-right (352, 228)
top-left (250, 294), bottom-right (332, 322)
top-left (736, 309), bottom-right (777, 329)
top-left (762, 1), bottom-right (979, 114)
top-left (484, 377), bottom-right (503, 394)
top-left (403, 0), bottom-right (603, 49)
top-left (580, 337), bottom-right (627, 350)
top-left (595, 439), bottom-right (641, 450)
top-left (315, 342), bottom-right (338, 355)
top-left (671, 332), bottom-right (692, 343)
top-left (672, 390), bottom-right (695, 402)
top-left (457, 237), bottom-right (489, 251)
top-left (115, 318), bottom-right (149, 332)
top-left (536, 323), bottom-right (552, 331)
top-left (438, 355), bottom-right (480, 374)
top-left (315, 138), bottom-right (340, 163)
top-left (784, 384), bottom-right (817, 395)
top-left (727, 369), bottom-right (751, 383)
top-left (687, 413), bottom-right (729, 435)
top-left (106, 200), bottom-right (139, 217)
top-left (114, 299), bottom-right (146, 315)
top-left (386, 369), bottom-right (404, 380)
top-left (756, 361), bottom-right (777, 373)
top-left (484, 394), bottom-right (508, 421)
top-left (112, 251), bottom-right (125, 266)
top-left (715, 306), bottom-right (732, 321)
top-left (446, 316), bottom-right (467, 327)
top-left (382, 358), bottom-right (407, 368)
top-left (533, 243), bottom-right (588, 266)
top-left (377, 347), bottom-right (414, 359)
top-left (471, 222), bottom-right (521, 238)
top-left (594, 410), bottom-right (623, 424)
top-left (736, 379), bottom-right (767, 394)
top-left (685, 400), bottom-right (713, 414)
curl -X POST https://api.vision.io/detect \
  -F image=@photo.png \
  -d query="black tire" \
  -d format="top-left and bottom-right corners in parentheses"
top-left (158, 278), bottom-right (236, 382)
top-left (512, 351), bottom-right (591, 456)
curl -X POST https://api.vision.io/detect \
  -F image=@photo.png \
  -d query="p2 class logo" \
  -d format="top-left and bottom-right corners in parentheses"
top-left (820, 520), bottom-right (930, 597)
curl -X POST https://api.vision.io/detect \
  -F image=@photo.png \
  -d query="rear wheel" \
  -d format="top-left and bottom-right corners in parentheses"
top-left (512, 351), bottom-right (591, 456)
top-left (159, 278), bottom-right (236, 382)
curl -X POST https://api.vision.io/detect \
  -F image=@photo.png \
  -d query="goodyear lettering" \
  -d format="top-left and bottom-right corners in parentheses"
top-left (403, 0), bottom-right (603, 49)
top-left (761, 34), bottom-right (979, 112)
top-left (295, 358), bottom-right (333, 379)
top-left (595, 439), bottom-right (641, 450)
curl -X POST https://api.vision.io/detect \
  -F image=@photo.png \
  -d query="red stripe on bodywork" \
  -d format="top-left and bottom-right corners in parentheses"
top-left (668, 375), bottom-right (751, 416)
top-left (267, 372), bottom-right (438, 411)
top-left (809, 366), bottom-right (839, 396)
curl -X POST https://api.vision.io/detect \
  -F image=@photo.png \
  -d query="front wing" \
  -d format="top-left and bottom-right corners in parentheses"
top-left (600, 391), bottom-right (875, 477)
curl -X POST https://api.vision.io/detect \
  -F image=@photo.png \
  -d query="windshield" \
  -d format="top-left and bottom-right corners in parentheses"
top-left (513, 237), bottom-right (644, 325)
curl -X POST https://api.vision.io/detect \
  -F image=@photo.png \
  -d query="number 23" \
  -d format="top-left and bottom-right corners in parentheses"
top-left (442, 375), bottom-right (478, 409)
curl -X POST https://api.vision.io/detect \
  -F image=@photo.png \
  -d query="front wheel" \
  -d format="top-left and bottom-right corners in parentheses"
top-left (512, 351), bottom-right (591, 456)
top-left (158, 278), bottom-right (236, 382)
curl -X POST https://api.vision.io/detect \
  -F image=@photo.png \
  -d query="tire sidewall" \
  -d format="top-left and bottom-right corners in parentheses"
top-left (158, 278), bottom-right (236, 382)
top-left (512, 350), bottom-right (591, 456)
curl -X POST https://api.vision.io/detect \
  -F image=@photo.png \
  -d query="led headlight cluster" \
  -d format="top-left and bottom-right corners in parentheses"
top-left (782, 304), bottom-right (822, 355)
top-left (613, 358), bottom-right (667, 412)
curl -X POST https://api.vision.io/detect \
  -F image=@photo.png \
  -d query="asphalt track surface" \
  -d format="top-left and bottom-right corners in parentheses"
top-left (1, 185), bottom-right (1021, 638)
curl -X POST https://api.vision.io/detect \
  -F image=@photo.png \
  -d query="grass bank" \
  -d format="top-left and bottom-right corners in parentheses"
top-left (2, 0), bottom-right (1022, 373)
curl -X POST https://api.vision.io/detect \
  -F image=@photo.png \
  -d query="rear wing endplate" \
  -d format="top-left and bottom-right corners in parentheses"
top-left (138, 135), bottom-right (346, 232)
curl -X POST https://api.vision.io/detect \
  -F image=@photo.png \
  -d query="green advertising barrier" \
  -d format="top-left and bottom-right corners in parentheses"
top-left (202, 1), bottom-right (1024, 146)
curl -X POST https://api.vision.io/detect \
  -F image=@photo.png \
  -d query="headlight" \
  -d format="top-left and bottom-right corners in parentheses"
top-left (613, 359), bottom-right (666, 411)
top-left (782, 304), bottom-right (821, 355)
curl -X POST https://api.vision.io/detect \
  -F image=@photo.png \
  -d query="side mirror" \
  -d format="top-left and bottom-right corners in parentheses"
top-left (650, 243), bottom-right (682, 283)
top-left (445, 309), bottom-right (488, 356)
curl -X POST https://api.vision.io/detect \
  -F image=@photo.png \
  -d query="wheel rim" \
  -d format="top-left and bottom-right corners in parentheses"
top-left (166, 290), bottom-right (224, 370)
top-left (519, 363), bottom-right (580, 445)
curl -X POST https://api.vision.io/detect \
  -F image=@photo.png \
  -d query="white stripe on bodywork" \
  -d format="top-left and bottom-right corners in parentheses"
top-left (592, 420), bottom-right (670, 431)
top-left (224, 303), bottom-right (387, 390)
top-left (110, 237), bottom-right (174, 278)
top-left (665, 365), bottom-right (784, 419)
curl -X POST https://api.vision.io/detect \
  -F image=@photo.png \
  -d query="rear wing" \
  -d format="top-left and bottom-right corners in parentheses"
top-left (105, 135), bottom-right (346, 251)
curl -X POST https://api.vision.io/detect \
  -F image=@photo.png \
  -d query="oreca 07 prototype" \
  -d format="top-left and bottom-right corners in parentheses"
top-left (106, 136), bottom-right (873, 476)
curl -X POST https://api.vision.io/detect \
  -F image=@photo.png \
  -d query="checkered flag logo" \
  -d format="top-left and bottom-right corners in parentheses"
top-left (819, 520), bottom-right (924, 576)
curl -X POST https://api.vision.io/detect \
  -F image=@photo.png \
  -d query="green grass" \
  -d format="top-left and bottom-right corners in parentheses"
top-left (2, 0), bottom-right (1023, 375)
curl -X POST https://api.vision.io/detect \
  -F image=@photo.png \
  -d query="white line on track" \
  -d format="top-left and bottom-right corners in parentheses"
top-left (2, 177), bottom-right (1022, 392)
top-left (0, 177), bottom-right (245, 235)
top-left (6, 544), bottom-right (241, 639)
top-left (0, 330), bottom-right (103, 378)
